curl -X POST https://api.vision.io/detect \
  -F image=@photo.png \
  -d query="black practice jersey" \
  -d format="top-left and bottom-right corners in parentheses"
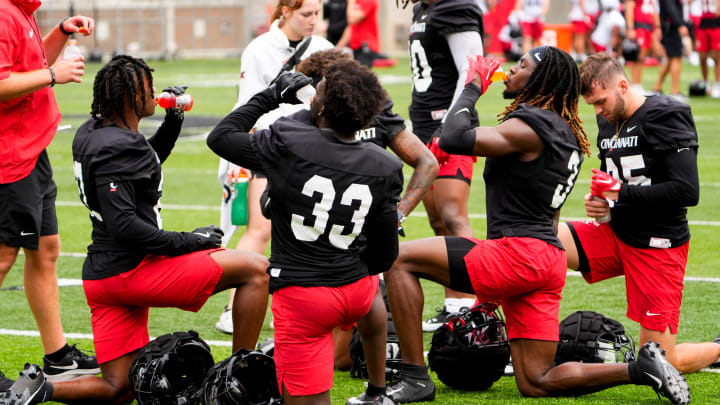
top-left (408, 0), bottom-right (483, 141)
top-left (596, 95), bottom-right (699, 249)
top-left (289, 99), bottom-right (406, 149)
top-left (484, 104), bottom-right (583, 249)
top-left (209, 100), bottom-right (404, 292)
top-left (72, 114), bottom-right (201, 280)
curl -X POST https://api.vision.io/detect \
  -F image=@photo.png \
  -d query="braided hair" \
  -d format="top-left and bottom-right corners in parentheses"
top-left (91, 55), bottom-right (154, 129)
top-left (498, 47), bottom-right (591, 157)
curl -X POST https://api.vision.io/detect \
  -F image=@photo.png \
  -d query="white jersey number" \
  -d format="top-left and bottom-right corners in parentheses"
top-left (410, 40), bottom-right (432, 93)
top-left (605, 155), bottom-right (651, 186)
top-left (551, 150), bottom-right (581, 209)
top-left (291, 175), bottom-right (373, 250)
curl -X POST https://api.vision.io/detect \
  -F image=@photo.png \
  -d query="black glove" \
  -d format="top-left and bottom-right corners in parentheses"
top-left (162, 85), bottom-right (188, 95)
top-left (274, 72), bottom-right (312, 104)
top-left (190, 225), bottom-right (223, 250)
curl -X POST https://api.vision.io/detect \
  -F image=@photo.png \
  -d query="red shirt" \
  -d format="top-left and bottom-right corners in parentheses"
top-left (632, 0), bottom-right (657, 26)
top-left (0, 0), bottom-right (61, 183)
top-left (349, 0), bottom-right (379, 52)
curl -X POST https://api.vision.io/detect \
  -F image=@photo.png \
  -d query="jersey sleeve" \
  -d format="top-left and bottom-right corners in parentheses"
top-left (374, 99), bottom-right (406, 144)
top-left (428, 0), bottom-right (484, 35)
top-left (643, 98), bottom-right (698, 152)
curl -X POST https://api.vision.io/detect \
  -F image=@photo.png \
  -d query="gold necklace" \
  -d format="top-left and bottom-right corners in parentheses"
top-left (614, 119), bottom-right (628, 142)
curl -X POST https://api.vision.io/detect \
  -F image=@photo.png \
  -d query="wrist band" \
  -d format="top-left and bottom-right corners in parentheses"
top-left (48, 67), bottom-right (56, 87)
top-left (59, 18), bottom-right (72, 35)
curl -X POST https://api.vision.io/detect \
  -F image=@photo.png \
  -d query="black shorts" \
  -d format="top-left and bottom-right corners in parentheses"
top-left (661, 28), bottom-right (683, 58)
top-left (445, 236), bottom-right (475, 294)
top-left (0, 150), bottom-right (58, 250)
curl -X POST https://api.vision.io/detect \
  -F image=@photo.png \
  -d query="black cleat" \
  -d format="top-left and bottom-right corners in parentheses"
top-left (0, 370), bottom-right (14, 392)
top-left (42, 345), bottom-right (100, 382)
top-left (0, 364), bottom-right (51, 405)
top-left (386, 375), bottom-right (435, 403)
top-left (710, 333), bottom-right (720, 368)
top-left (635, 341), bottom-right (690, 405)
top-left (346, 392), bottom-right (397, 405)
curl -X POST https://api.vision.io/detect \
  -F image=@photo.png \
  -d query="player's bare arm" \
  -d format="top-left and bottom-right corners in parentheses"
top-left (388, 129), bottom-right (439, 217)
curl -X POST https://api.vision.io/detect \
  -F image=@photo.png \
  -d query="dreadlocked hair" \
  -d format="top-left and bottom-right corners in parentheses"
top-left (91, 55), bottom-right (154, 129)
top-left (498, 47), bottom-right (591, 157)
top-left (323, 59), bottom-right (385, 135)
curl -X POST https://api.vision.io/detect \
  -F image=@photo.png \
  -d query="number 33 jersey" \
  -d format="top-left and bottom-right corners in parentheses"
top-left (484, 104), bottom-right (584, 249)
top-left (252, 116), bottom-right (404, 292)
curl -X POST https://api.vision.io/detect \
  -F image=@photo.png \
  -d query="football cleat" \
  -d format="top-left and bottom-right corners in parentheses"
top-left (635, 341), bottom-right (690, 405)
top-left (42, 345), bottom-right (99, 382)
top-left (1, 364), bottom-right (52, 405)
top-left (0, 370), bottom-right (14, 392)
top-left (215, 306), bottom-right (233, 335)
top-left (385, 375), bottom-right (435, 403)
top-left (710, 333), bottom-right (720, 368)
top-left (346, 392), bottom-right (397, 405)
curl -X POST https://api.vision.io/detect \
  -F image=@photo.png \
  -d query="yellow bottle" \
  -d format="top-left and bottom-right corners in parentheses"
top-left (491, 66), bottom-right (508, 82)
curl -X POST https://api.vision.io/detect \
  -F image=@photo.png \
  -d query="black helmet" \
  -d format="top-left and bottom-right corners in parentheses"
top-left (202, 349), bottom-right (283, 405)
top-left (129, 330), bottom-right (215, 405)
top-left (428, 302), bottom-right (510, 391)
top-left (689, 79), bottom-right (707, 97)
top-left (555, 311), bottom-right (636, 365)
top-left (622, 39), bottom-right (640, 63)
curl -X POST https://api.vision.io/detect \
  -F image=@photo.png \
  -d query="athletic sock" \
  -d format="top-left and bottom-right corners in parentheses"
top-left (45, 344), bottom-right (71, 363)
top-left (366, 383), bottom-right (386, 397)
top-left (627, 361), bottom-right (646, 385)
top-left (399, 363), bottom-right (429, 379)
top-left (445, 298), bottom-right (475, 313)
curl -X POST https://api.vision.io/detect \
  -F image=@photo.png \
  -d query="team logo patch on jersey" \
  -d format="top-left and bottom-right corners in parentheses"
top-left (410, 22), bottom-right (426, 33)
top-left (109, 182), bottom-right (118, 192)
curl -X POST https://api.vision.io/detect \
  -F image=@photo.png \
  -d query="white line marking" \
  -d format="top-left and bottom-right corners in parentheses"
top-left (49, 202), bottom-right (720, 226)
top-left (0, 329), bottom-right (232, 347)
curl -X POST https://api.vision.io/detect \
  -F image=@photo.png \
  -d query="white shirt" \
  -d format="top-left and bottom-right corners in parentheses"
top-left (591, 9), bottom-right (625, 50)
top-left (233, 19), bottom-right (333, 130)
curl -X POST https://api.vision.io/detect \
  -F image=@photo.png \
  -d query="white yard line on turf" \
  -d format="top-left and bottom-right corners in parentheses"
top-left (54, 200), bottom-right (720, 226)
top-left (0, 329), bottom-right (232, 347)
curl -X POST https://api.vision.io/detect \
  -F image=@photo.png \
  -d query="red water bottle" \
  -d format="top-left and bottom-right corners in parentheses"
top-left (156, 92), bottom-right (193, 111)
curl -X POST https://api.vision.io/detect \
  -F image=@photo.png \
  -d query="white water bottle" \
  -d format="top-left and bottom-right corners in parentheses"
top-left (63, 39), bottom-right (82, 60)
top-left (296, 84), bottom-right (316, 104)
top-left (593, 196), bottom-right (611, 223)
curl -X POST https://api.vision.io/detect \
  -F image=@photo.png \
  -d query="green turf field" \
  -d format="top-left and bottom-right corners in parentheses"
top-left (1, 57), bottom-right (719, 404)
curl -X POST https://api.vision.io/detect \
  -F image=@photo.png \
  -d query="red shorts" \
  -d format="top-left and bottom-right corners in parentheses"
top-left (567, 221), bottom-right (688, 334)
top-left (635, 28), bottom-right (654, 50)
top-left (271, 275), bottom-right (378, 396)
top-left (695, 27), bottom-right (720, 52)
top-left (521, 20), bottom-right (544, 40)
top-left (83, 249), bottom-right (224, 364)
top-left (592, 41), bottom-right (607, 53)
top-left (462, 237), bottom-right (566, 341)
top-left (571, 20), bottom-right (592, 34)
top-left (436, 154), bottom-right (476, 184)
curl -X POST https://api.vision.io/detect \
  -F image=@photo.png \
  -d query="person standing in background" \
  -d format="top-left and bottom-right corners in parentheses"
top-left (403, 0), bottom-right (485, 333)
top-left (0, 0), bottom-right (99, 385)
top-left (625, 0), bottom-right (661, 92)
top-left (345, 0), bottom-right (380, 68)
top-left (695, 0), bottom-right (720, 97)
top-left (215, 0), bottom-right (333, 334)
top-left (514, 0), bottom-right (550, 53)
top-left (651, 0), bottom-right (691, 100)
